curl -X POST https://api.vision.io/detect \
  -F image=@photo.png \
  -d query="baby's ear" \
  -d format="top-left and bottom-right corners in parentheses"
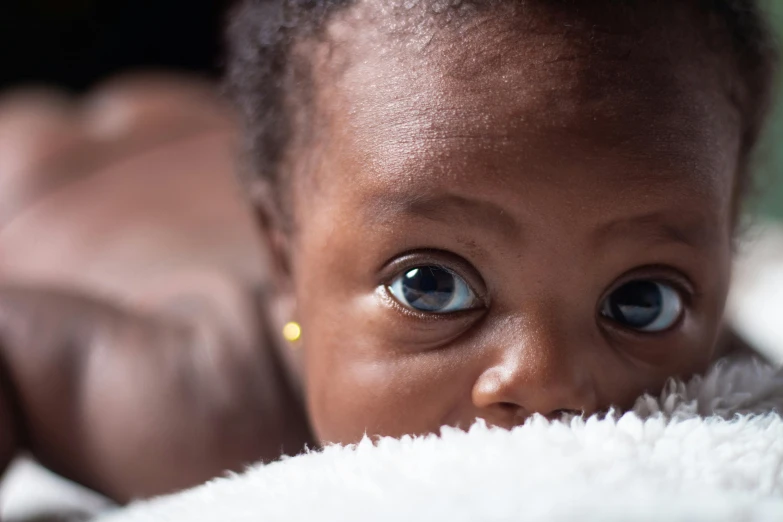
top-left (246, 178), bottom-right (295, 296)
top-left (253, 199), bottom-right (299, 348)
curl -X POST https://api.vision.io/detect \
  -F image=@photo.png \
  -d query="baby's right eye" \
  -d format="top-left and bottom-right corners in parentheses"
top-left (387, 266), bottom-right (478, 313)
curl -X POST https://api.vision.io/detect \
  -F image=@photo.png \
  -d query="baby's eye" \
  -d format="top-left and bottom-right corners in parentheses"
top-left (600, 280), bottom-right (683, 332)
top-left (387, 266), bottom-right (478, 313)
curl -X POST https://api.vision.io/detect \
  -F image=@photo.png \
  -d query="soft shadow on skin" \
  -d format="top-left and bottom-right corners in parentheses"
top-left (7, 511), bottom-right (93, 522)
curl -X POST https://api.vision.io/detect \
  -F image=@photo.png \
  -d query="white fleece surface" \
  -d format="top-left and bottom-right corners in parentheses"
top-left (90, 359), bottom-right (783, 522)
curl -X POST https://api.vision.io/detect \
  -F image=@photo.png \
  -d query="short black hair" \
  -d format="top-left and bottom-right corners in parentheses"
top-left (225, 0), bottom-right (778, 221)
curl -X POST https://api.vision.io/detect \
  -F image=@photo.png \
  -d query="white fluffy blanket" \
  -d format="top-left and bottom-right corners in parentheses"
top-left (93, 358), bottom-right (783, 522)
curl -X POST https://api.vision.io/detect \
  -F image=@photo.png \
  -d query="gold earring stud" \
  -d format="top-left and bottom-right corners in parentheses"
top-left (282, 321), bottom-right (302, 343)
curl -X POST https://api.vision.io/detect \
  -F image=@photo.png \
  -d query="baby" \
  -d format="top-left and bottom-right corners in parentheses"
top-left (0, 0), bottom-right (778, 506)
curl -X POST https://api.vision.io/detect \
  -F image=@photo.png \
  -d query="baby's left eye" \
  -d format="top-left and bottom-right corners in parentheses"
top-left (387, 266), bottom-right (478, 313)
top-left (600, 280), bottom-right (684, 333)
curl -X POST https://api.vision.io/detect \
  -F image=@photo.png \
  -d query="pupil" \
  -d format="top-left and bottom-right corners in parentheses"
top-left (402, 267), bottom-right (455, 311)
top-left (610, 281), bottom-right (662, 327)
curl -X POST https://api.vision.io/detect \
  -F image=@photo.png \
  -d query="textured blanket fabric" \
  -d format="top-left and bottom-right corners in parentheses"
top-left (94, 358), bottom-right (783, 522)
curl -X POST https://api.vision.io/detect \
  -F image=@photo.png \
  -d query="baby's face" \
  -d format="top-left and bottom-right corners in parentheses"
top-left (286, 6), bottom-right (739, 445)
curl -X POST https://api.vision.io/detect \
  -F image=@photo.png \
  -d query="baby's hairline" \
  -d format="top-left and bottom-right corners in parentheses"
top-left (226, 0), bottom-right (778, 226)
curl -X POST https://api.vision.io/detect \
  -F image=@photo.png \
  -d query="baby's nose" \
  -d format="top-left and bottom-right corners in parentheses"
top-left (470, 315), bottom-right (598, 426)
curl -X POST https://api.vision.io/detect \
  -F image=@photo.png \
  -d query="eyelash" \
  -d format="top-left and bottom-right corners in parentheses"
top-left (602, 266), bottom-right (696, 306)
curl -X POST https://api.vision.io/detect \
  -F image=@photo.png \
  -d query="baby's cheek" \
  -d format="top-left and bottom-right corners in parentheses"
top-left (304, 335), bottom-right (470, 445)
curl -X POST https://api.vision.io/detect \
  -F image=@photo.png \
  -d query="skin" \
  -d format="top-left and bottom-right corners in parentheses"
top-left (0, 1), bottom-right (757, 507)
top-left (282, 2), bottom-right (740, 443)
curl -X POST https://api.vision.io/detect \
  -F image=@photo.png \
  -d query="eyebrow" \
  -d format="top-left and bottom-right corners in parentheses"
top-left (592, 211), bottom-right (717, 250)
top-left (365, 192), bottom-right (716, 251)
top-left (364, 192), bottom-right (521, 241)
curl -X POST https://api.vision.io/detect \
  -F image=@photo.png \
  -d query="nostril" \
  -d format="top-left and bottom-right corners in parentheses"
top-left (498, 405), bottom-right (582, 420)
top-left (548, 409), bottom-right (582, 420)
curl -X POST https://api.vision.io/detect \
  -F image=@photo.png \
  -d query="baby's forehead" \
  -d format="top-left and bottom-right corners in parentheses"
top-left (311, 6), bottom-right (737, 176)
top-left (316, 1), bottom-right (735, 136)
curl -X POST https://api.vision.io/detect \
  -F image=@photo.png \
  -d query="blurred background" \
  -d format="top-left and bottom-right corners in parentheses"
top-left (0, 0), bottom-right (782, 218)
top-left (0, 0), bottom-right (231, 92)
top-left (756, 1), bottom-right (783, 219)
